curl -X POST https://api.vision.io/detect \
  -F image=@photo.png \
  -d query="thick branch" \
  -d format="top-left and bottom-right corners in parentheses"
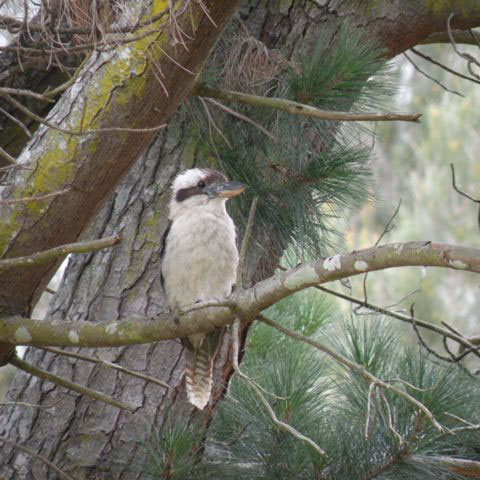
top-left (192, 84), bottom-right (422, 123)
top-left (0, 242), bottom-right (478, 347)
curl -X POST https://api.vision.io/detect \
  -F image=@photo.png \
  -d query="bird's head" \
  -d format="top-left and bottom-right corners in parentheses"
top-left (168, 168), bottom-right (245, 219)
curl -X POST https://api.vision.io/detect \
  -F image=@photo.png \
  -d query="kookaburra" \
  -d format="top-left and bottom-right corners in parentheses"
top-left (161, 168), bottom-right (245, 409)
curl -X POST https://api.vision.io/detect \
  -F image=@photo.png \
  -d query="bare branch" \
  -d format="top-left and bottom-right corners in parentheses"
top-left (0, 435), bottom-right (73, 480)
top-left (450, 163), bottom-right (480, 203)
top-left (404, 52), bottom-right (464, 97)
top-left (193, 84), bottom-right (422, 123)
top-left (413, 455), bottom-right (480, 476)
top-left (358, 199), bottom-right (401, 307)
top-left (0, 188), bottom-right (70, 205)
top-left (5, 93), bottom-right (167, 135)
top-left (231, 319), bottom-right (326, 456)
top-left (317, 285), bottom-right (480, 361)
top-left (9, 355), bottom-right (135, 412)
top-left (448, 14), bottom-right (480, 78)
top-left (40, 347), bottom-right (171, 390)
top-left (0, 236), bottom-right (121, 271)
top-left (0, 146), bottom-right (17, 165)
top-left (204, 97), bottom-right (279, 142)
top-left (410, 48), bottom-right (480, 85)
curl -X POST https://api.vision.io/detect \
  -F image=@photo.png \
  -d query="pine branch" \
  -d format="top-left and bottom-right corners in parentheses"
top-left (231, 319), bottom-right (326, 456)
top-left (0, 236), bottom-right (121, 271)
top-left (193, 83), bottom-right (422, 123)
top-left (257, 314), bottom-right (445, 432)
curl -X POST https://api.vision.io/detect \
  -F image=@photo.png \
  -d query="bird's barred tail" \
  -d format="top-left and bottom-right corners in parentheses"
top-left (183, 330), bottom-right (223, 409)
top-left (185, 344), bottom-right (213, 410)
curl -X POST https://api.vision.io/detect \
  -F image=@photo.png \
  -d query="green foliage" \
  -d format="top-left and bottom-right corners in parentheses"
top-left (185, 23), bottom-right (397, 262)
top-left (247, 289), bottom-right (335, 356)
top-left (286, 25), bottom-right (394, 112)
top-left (132, 417), bottom-right (203, 479)
top-left (129, 293), bottom-right (480, 479)
top-left (206, 316), bottom-right (480, 479)
top-left (345, 44), bottom-right (480, 344)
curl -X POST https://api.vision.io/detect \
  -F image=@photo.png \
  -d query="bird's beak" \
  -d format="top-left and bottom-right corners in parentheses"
top-left (210, 181), bottom-right (246, 198)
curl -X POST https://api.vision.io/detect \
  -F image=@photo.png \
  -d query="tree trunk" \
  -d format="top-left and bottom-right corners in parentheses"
top-left (1, 1), bottom-right (480, 478)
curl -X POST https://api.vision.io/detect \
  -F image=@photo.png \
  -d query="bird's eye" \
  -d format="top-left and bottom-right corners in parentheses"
top-left (197, 180), bottom-right (205, 188)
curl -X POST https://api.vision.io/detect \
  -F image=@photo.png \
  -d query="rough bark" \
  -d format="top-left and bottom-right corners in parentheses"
top-left (0, 0), bottom-right (241, 363)
top-left (1, 1), bottom-right (480, 478)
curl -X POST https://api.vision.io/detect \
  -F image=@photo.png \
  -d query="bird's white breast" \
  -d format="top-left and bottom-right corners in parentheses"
top-left (162, 207), bottom-right (238, 310)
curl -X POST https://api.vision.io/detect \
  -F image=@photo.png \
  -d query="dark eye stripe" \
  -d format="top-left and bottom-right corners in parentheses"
top-left (176, 186), bottom-right (201, 203)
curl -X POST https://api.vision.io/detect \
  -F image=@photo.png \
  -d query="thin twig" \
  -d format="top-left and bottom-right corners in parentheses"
top-left (0, 398), bottom-right (63, 409)
top-left (410, 307), bottom-right (453, 362)
top-left (0, 188), bottom-right (70, 205)
top-left (410, 48), bottom-right (480, 85)
top-left (0, 146), bottom-right (17, 165)
top-left (0, 435), bottom-right (74, 480)
top-left (204, 98), bottom-right (278, 142)
top-left (5, 94), bottom-right (166, 136)
top-left (358, 199), bottom-right (401, 307)
top-left (0, 105), bottom-right (33, 138)
top-left (380, 390), bottom-right (404, 445)
top-left (316, 285), bottom-right (480, 361)
top-left (404, 52), bottom-right (464, 97)
top-left (0, 10), bottom-right (169, 35)
top-left (193, 84), bottom-right (422, 123)
top-left (447, 14), bottom-right (480, 75)
top-left (0, 236), bottom-right (121, 271)
top-left (231, 319), bottom-right (326, 455)
top-left (258, 314), bottom-right (445, 432)
top-left (40, 347), bottom-right (171, 390)
top-left (0, 86), bottom-right (55, 102)
top-left (9, 355), bottom-right (135, 412)
top-left (450, 163), bottom-right (480, 203)
top-left (236, 196), bottom-right (258, 289)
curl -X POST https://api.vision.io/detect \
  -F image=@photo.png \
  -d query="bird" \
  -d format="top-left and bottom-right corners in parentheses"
top-left (161, 168), bottom-right (245, 409)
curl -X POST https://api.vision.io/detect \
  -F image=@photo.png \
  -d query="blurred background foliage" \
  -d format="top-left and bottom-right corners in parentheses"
top-left (340, 43), bottom-right (480, 348)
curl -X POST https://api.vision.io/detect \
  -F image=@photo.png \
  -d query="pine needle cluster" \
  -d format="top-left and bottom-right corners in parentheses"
top-left (185, 24), bottom-right (393, 259)
top-left (132, 292), bottom-right (480, 479)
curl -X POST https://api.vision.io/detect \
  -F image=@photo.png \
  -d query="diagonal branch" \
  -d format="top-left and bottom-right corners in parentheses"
top-left (40, 346), bottom-right (171, 390)
top-left (9, 355), bottom-right (135, 412)
top-left (316, 286), bottom-right (480, 360)
top-left (231, 319), bottom-right (326, 455)
top-left (0, 435), bottom-right (74, 480)
top-left (257, 314), bottom-right (444, 432)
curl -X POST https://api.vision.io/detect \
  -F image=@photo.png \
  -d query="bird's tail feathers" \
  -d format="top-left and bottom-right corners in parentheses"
top-left (184, 330), bottom-right (223, 410)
